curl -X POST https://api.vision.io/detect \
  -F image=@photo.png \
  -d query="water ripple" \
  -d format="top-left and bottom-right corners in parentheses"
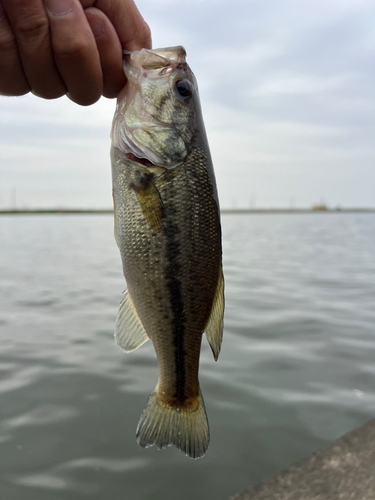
top-left (2, 405), bottom-right (79, 430)
top-left (63, 456), bottom-right (150, 472)
top-left (1, 213), bottom-right (375, 500)
top-left (0, 365), bottom-right (43, 394)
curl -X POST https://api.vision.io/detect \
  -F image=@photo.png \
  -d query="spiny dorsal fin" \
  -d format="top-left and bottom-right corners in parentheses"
top-left (204, 267), bottom-right (224, 361)
top-left (115, 289), bottom-right (149, 352)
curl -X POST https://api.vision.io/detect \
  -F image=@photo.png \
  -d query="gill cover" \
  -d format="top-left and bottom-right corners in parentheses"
top-left (111, 46), bottom-right (197, 169)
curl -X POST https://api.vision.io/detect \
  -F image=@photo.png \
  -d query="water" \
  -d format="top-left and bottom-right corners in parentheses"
top-left (1, 213), bottom-right (375, 500)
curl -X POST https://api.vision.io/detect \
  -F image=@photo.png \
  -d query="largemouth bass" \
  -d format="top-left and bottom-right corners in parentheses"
top-left (110, 46), bottom-right (224, 459)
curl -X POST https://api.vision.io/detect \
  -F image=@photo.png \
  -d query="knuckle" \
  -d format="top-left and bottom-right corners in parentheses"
top-left (0, 80), bottom-right (30, 96)
top-left (0, 11), bottom-right (10, 32)
top-left (124, 21), bottom-right (152, 51)
top-left (32, 87), bottom-right (66, 100)
top-left (55, 38), bottom-right (91, 60)
top-left (11, 85), bottom-right (30, 96)
top-left (14, 13), bottom-right (49, 40)
top-left (140, 22), bottom-right (152, 46)
top-left (68, 91), bottom-right (100, 106)
top-left (0, 15), bottom-right (15, 50)
top-left (103, 87), bottom-right (120, 99)
top-left (0, 35), bottom-right (16, 54)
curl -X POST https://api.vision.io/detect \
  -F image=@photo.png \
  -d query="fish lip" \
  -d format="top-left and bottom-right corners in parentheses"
top-left (122, 46), bottom-right (187, 79)
top-left (122, 46), bottom-right (186, 63)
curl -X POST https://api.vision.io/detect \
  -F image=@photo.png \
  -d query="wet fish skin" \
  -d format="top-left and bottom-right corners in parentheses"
top-left (111, 46), bottom-right (224, 459)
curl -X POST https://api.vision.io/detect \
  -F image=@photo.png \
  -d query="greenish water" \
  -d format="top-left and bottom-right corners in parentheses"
top-left (1, 213), bottom-right (375, 500)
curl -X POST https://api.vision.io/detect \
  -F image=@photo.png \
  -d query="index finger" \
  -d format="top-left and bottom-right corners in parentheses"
top-left (81, 0), bottom-right (151, 50)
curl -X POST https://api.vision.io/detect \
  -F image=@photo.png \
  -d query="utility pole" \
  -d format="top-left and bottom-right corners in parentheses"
top-left (11, 188), bottom-right (17, 210)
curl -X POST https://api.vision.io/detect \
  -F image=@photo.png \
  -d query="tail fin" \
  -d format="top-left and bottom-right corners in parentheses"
top-left (136, 389), bottom-right (209, 459)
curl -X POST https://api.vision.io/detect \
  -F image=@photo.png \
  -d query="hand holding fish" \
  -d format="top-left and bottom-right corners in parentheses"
top-left (0, 0), bottom-right (151, 105)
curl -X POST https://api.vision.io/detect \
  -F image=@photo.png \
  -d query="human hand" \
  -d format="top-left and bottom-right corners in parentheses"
top-left (0, 0), bottom-right (151, 105)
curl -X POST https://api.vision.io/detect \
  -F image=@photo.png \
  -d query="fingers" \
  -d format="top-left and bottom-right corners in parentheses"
top-left (44, 0), bottom-right (102, 105)
top-left (84, 0), bottom-right (152, 98)
top-left (2, 0), bottom-right (103, 105)
top-left (85, 7), bottom-right (125, 98)
top-left (2, 0), bottom-right (66, 99)
top-left (84, 0), bottom-right (152, 50)
top-left (0, 0), bottom-right (30, 96)
top-left (0, 0), bottom-right (151, 103)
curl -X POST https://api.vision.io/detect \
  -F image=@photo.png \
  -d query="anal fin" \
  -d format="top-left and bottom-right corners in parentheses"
top-left (204, 267), bottom-right (224, 361)
top-left (115, 289), bottom-right (149, 352)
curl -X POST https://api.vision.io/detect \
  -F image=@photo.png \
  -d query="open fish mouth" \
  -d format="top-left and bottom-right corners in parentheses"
top-left (125, 153), bottom-right (156, 168)
top-left (122, 46), bottom-right (187, 73)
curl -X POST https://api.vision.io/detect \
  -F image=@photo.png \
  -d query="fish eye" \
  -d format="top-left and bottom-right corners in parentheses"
top-left (175, 79), bottom-right (192, 100)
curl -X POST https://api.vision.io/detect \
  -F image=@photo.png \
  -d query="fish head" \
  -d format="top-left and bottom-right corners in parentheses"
top-left (111, 46), bottom-right (200, 169)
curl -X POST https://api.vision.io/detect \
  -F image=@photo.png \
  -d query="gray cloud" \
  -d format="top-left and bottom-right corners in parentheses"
top-left (0, 0), bottom-right (374, 209)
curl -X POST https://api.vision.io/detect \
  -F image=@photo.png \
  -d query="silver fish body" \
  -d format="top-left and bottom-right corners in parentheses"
top-left (111, 46), bottom-right (224, 459)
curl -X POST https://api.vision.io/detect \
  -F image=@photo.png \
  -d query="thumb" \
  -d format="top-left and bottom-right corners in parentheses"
top-left (81, 0), bottom-right (151, 50)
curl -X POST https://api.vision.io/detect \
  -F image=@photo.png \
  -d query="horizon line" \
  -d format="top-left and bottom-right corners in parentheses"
top-left (1, 207), bottom-right (375, 215)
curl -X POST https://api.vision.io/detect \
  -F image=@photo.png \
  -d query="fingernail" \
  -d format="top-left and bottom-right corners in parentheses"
top-left (45, 0), bottom-right (73, 16)
top-left (86, 13), bottom-right (105, 38)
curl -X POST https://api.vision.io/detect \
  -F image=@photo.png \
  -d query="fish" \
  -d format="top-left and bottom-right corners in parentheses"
top-left (110, 46), bottom-right (224, 459)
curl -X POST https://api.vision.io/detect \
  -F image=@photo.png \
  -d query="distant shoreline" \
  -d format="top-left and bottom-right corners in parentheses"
top-left (1, 208), bottom-right (375, 215)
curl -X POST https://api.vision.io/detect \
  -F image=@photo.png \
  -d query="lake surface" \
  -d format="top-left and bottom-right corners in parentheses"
top-left (1, 213), bottom-right (375, 500)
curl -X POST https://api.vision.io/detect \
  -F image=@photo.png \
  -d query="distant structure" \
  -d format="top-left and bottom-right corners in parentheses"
top-left (11, 188), bottom-right (17, 210)
top-left (312, 203), bottom-right (328, 211)
top-left (313, 196), bottom-right (328, 211)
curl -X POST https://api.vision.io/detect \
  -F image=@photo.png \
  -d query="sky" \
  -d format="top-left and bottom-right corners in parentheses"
top-left (0, 0), bottom-right (374, 209)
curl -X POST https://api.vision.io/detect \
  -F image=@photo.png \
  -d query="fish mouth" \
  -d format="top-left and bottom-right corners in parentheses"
top-left (125, 153), bottom-right (156, 168)
top-left (123, 46), bottom-right (187, 74)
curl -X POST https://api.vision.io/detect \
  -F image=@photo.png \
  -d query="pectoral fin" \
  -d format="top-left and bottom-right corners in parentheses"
top-left (115, 289), bottom-right (149, 352)
top-left (204, 268), bottom-right (224, 361)
top-left (131, 172), bottom-right (164, 232)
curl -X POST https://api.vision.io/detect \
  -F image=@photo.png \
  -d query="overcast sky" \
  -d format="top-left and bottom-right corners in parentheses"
top-left (1, 0), bottom-right (374, 209)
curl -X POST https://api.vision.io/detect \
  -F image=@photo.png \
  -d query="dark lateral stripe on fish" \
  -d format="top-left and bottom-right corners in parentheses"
top-left (164, 213), bottom-right (186, 402)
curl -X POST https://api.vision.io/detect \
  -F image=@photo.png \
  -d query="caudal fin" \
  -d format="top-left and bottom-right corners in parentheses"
top-left (136, 389), bottom-right (209, 459)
